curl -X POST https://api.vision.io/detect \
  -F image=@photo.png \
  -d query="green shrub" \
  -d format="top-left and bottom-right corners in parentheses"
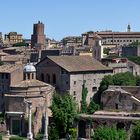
top-left (48, 126), bottom-right (59, 140)
top-left (9, 136), bottom-right (23, 140)
top-left (0, 113), bottom-right (5, 122)
top-left (0, 135), bottom-right (2, 140)
top-left (69, 128), bottom-right (77, 140)
top-left (130, 121), bottom-right (140, 140)
top-left (36, 133), bottom-right (44, 140)
top-left (92, 126), bottom-right (128, 140)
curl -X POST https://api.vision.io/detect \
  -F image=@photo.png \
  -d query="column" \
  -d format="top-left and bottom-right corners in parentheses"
top-left (43, 95), bottom-right (48, 140)
top-left (43, 111), bottom-right (48, 140)
top-left (27, 102), bottom-right (33, 140)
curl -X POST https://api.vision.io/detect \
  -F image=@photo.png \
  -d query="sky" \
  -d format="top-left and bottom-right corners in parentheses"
top-left (1, 0), bottom-right (140, 41)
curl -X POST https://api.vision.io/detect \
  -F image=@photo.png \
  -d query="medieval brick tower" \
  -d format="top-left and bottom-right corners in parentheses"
top-left (31, 21), bottom-right (46, 49)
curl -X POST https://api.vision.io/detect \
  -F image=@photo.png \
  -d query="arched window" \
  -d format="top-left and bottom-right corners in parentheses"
top-left (41, 73), bottom-right (44, 82)
top-left (46, 74), bottom-right (50, 83)
top-left (52, 74), bottom-right (56, 84)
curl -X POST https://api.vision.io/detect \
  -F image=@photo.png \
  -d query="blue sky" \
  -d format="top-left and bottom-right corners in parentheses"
top-left (1, 0), bottom-right (140, 40)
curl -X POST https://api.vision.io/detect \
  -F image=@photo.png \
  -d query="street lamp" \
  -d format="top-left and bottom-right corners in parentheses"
top-left (24, 99), bottom-right (33, 140)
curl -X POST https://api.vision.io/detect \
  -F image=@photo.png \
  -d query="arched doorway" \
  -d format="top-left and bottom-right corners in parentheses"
top-left (117, 122), bottom-right (125, 130)
top-left (78, 120), bottom-right (86, 138)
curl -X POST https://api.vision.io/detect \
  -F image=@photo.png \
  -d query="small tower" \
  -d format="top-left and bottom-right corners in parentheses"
top-left (127, 24), bottom-right (131, 32)
top-left (23, 63), bottom-right (36, 80)
top-left (31, 21), bottom-right (46, 49)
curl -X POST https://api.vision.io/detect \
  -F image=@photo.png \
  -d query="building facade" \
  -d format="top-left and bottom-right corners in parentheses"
top-left (122, 45), bottom-right (140, 57)
top-left (4, 32), bottom-right (23, 45)
top-left (0, 32), bottom-right (3, 44)
top-left (101, 58), bottom-right (128, 74)
top-left (0, 64), bottom-right (23, 112)
top-left (5, 63), bottom-right (54, 137)
top-left (127, 60), bottom-right (140, 76)
top-left (36, 56), bottom-right (113, 106)
top-left (31, 21), bottom-right (46, 49)
top-left (82, 25), bottom-right (140, 47)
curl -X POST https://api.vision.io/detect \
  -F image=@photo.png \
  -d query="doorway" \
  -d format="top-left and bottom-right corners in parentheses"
top-left (11, 119), bottom-right (21, 135)
top-left (78, 120), bottom-right (86, 138)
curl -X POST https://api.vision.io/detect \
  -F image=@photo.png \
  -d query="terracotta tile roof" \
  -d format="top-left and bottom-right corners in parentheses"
top-left (12, 79), bottom-right (49, 88)
top-left (0, 64), bottom-right (23, 73)
top-left (47, 55), bottom-right (112, 72)
top-left (2, 55), bottom-right (24, 62)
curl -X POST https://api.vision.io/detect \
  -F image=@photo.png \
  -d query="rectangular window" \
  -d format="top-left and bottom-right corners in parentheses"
top-left (73, 91), bottom-right (76, 96)
top-left (83, 80), bottom-right (86, 84)
top-left (74, 81), bottom-right (76, 85)
top-left (93, 79), bottom-right (96, 84)
top-left (73, 91), bottom-right (76, 100)
top-left (115, 103), bottom-right (118, 109)
top-left (92, 87), bottom-right (97, 92)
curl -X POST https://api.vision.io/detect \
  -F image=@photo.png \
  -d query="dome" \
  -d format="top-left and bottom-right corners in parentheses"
top-left (23, 63), bottom-right (36, 73)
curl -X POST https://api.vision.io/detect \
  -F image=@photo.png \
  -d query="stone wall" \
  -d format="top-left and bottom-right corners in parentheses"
top-left (70, 72), bottom-right (112, 106)
top-left (101, 86), bottom-right (140, 112)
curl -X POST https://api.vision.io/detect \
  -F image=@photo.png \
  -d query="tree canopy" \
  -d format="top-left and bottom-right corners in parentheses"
top-left (130, 40), bottom-right (140, 47)
top-left (103, 48), bottom-right (110, 55)
top-left (128, 56), bottom-right (140, 65)
top-left (87, 100), bottom-right (100, 114)
top-left (12, 42), bottom-right (29, 47)
top-left (50, 93), bottom-right (77, 138)
top-left (130, 121), bottom-right (140, 140)
top-left (92, 126), bottom-right (128, 140)
top-left (81, 85), bottom-right (88, 113)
